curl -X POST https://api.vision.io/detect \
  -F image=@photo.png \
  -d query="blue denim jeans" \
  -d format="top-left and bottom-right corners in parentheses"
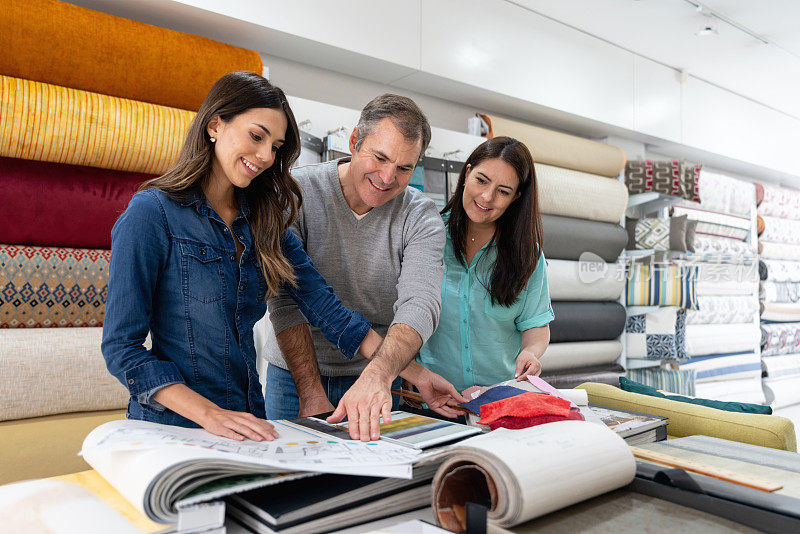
top-left (265, 363), bottom-right (401, 420)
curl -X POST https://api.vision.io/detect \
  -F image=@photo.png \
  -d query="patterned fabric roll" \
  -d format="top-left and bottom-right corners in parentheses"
top-left (625, 160), bottom-right (700, 201)
top-left (760, 242), bottom-right (800, 261)
top-left (671, 204), bottom-right (750, 241)
top-left (760, 260), bottom-right (800, 282)
top-left (625, 263), bottom-right (699, 309)
top-left (626, 368), bottom-right (695, 396)
top-left (696, 171), bottom-right (754, 217)
top-left (692, 235), bottom-right (754, 259)
top-left (686, 295), bottom-right (758, 325)
top-left (756, 183), bottom-right (800, 221)
top-left (0, 244), bottom-right (109, 327)
top-left (695, 261), bottom-right (759, 296)
top-left (1, 0), bottom-right (263, 111)
top-left (759, 215), bottom-right (800, 245)
top-left (0, 75), bottom-right (194, 174)
top-left (536, 163), bottom-right (628, 223)
top-left (761, 323), bottom-right (800, 357)
top-left (0, 156), bottom-right (150, 249)
top-left (761, 281), bottom-right (800, 304)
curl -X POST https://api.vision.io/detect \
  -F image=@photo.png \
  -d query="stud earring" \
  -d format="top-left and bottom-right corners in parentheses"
top-left (209, 137), bottom-right (216, 143)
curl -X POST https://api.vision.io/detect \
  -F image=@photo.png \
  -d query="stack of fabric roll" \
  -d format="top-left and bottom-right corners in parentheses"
top-left (756, 184), bottom-right (800, 409)
top-left (0, 0), bottom-right (263, 425)
top-left (624, 169), bottom-right (762, 403)
top-left (479, 114), bottom-right (629, 388)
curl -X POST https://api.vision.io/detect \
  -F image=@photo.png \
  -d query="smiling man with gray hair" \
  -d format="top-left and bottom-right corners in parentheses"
top-left (262, 94), bottom-right (465, 441)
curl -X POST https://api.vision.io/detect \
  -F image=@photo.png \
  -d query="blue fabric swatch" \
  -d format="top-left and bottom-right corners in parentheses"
top-left (459, 385), bottom-right (530, 415)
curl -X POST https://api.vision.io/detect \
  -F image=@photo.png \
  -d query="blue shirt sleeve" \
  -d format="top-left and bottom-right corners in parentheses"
top-left (101, 192), bottom-right (185, 409)
top-left (515, 254), bottom-right (555, 331)
top-left (280, 231), bottom-right (371, 359)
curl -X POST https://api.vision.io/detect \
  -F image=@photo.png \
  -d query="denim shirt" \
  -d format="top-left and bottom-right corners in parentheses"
top-left (101, 188), bottom-right (370, 427)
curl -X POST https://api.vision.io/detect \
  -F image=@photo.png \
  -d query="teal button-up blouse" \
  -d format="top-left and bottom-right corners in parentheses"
top-left (418, 228), bottom-right (554, 392)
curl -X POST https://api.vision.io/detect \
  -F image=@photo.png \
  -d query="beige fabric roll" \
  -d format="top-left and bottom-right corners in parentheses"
top-left (480, 113), bottom-right (627, 177)
top-left (536, 163), bottom-right (628, 223)
top-left (547, 259), bottom-right (625, 301)
top-left (0, 327), bottom-right (129, 421)
top-left (540, 340), bottom-right (622, 372)
top-left (762, 302), bottom-right (800, 322)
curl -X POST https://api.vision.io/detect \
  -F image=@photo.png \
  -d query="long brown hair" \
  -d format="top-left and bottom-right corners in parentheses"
top-left (442, 136), bottom-right (543, 306)
top-left (140, 71), bottom-right (302, 297)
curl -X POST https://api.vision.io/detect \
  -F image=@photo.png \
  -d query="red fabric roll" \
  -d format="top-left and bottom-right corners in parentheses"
top-left (0, 157), bottom-right (152, 249)
top-left (755, 183), bottom-right (765, 206)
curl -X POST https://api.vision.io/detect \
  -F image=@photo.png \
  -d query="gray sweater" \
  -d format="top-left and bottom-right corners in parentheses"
top-left (267, 159), bottom-right (446, 376)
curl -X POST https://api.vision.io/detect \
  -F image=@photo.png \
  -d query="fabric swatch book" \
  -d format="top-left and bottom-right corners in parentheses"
top-left (588, 404), bottom-right (668, 445)
top-left (79, 418), bottom-right (422, 527)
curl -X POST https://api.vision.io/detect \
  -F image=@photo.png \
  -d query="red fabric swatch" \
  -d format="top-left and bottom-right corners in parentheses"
top-left (0, 157), bottom-right (151, 249)
top-left (478, 392), bottom-right (572, 425)
top-left (487, 410), bottom-right (584, 431)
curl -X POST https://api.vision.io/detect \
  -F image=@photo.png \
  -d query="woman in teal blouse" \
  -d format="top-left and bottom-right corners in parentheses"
top-left (418, 137), bottom-right (554, 393)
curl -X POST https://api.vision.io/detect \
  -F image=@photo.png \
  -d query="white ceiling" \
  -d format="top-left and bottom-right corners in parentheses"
top-left (513, 0), bottom-right (800, 119)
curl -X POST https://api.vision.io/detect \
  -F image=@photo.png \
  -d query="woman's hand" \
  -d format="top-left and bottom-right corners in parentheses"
top-left (153, 383), bottom-right (279, 441)
top-left (514, 349), bottom-right (542, 380)
top-left (198, 405), bottom-right (280, 442)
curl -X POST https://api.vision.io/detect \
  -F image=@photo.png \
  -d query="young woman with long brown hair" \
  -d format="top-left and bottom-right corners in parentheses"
top-left (102, 72), bottom-right (371, 441)
top-left (418, 136), bottom-right (553, 393)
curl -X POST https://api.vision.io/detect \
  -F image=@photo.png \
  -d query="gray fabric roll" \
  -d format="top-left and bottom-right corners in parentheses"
top-left (541, 364), bottom-right (624, 389)
top-left (760, 260), bottom-right (768, 281)
top-left (549, 302), bottom-right (626, 343)
top-left (542, 214), bottom-right (628, 262)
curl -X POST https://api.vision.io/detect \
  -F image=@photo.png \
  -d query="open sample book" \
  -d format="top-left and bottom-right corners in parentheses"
top-left (79, 418), bottom-right (424, 528)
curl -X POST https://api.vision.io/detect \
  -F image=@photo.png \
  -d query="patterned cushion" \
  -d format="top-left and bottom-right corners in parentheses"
top-left (0, 75), bottom-right (194, 174)
top-left (625, 160), bottom-right (701, 201)
top-left (0, 245), bottom-right (109, 327)
top-left (625, 263), bottom-right (699, 309)
top-left (634, 218), bottom-right (670, 250)
top-left (626, 307), bottom-right (687, 361)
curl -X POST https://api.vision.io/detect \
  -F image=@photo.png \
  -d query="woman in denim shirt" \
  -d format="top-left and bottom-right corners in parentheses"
top-left (102, 72), bottom-right (371, 441)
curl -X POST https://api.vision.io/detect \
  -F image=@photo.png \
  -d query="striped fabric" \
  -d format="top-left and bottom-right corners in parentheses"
top-left (626, 368), bottom-right (695, 396)
top-left (0, 244), bottom-right (109, 327)
top-left (625, 263), bottom-right (699, 309)
top-left (679, 352), bottom-right (762, 383)
top-left (0, 75), bottom-right (194, 174)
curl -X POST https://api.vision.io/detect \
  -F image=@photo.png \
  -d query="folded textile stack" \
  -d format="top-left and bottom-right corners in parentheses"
top-left (623, 170), bottom-right (762, 405)
top-left (479, 114), bottom-right (628, 387)
top-left (0, 0), bottom-right (264, 483)
top-left (754, 183), bottom-right (800, 414)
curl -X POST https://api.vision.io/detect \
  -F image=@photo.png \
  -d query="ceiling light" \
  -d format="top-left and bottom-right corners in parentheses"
top-left (695, 15), bottom-right (718, 37)
top-left (696, 24), bottom-right (718, 36)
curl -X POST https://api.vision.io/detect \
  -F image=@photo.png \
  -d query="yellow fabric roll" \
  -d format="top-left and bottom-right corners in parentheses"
top-left (480, 113), bottom-right (627, 177)
top-left (0, 75), bottom-right (195, 174)
top-left (536, 163), bottom-right (629, 223)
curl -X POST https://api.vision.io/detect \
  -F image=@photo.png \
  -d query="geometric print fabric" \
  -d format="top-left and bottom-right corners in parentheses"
top-left (0, 244), bottom-right (109, 327)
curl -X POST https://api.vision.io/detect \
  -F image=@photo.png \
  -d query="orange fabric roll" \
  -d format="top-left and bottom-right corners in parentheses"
top-left (0, 75), bottom-right (195, 174)
top-left (0, 0), bottom-right (262, 111)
